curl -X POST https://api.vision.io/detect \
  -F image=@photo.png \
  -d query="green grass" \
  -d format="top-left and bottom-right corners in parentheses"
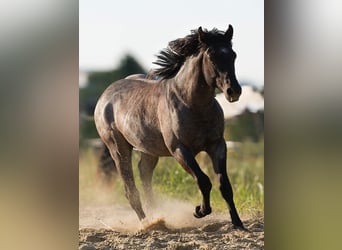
top-left (227, 140), bottom-right (264, 214)
top-left (79, 139), bottom-right (264, 216)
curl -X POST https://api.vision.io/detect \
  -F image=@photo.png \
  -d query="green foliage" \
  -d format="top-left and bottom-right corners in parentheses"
top-left (227, 139), bottom-right (264, 214)
top-left (86, 54), bottom-right (146, 93)
top-left (224, 110), bottom-right (264, 142)
top-left (80, 118), bottom-right (98, 139)
top-left (152, 157), bottom-right (198, 199)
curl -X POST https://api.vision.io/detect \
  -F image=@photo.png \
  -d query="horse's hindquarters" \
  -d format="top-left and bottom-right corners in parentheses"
top-left (96, 79), bottom-right (170, 157)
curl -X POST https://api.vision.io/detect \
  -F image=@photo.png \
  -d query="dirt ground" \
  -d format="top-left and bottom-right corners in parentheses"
top-left (79, 203), bottom-right (264, 250)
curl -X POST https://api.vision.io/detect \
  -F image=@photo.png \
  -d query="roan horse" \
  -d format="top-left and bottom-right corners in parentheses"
top-left (94, 25), bottom-right (244, 228)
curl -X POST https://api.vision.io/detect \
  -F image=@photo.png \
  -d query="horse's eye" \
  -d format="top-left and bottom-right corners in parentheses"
top-left (219, 47), bottom-right (229, 55)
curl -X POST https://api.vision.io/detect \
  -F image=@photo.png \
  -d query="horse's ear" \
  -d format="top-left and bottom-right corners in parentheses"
top-left (198, 26), bottom-right (206, 43)
top-left (224, 24), bottom-right (233, 41)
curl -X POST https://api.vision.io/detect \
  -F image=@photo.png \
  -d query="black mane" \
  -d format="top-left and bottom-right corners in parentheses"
top-left (149, 28), bottom-right (230, 80)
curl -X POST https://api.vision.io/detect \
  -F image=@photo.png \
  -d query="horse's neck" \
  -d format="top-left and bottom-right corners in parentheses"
top-left (173, 54), bottom-right (215, 107)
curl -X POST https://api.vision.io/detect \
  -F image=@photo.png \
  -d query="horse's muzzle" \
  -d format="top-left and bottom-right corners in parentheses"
top-left (227, 87), bottom-right (241, 102)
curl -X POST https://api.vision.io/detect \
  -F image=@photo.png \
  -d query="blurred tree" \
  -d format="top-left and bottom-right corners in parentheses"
top-left (224, 109), bottom-right (264, 142)
top-left (80, 54), bottom-right (146, 106)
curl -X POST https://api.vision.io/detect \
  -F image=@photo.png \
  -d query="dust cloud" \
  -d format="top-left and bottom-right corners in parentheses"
top-left (79, 195), bottom-right (227, 232)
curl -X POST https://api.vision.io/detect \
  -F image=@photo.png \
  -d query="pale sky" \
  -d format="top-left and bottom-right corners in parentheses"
top-left (80, 0), bottom-right (264, 86)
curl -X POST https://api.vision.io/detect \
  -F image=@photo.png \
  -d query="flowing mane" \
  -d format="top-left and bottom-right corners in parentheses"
top-left (149, 28), bottom-right (231, 80)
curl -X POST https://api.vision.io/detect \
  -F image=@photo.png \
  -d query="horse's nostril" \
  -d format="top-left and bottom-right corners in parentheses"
top-left (227, 88), bottom-right (234, 96)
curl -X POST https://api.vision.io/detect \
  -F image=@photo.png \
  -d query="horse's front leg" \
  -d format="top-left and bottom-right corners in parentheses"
top-left (172, 144), bottom-right (212, 218)
top-left (207, 139), bottom-right (244, 228)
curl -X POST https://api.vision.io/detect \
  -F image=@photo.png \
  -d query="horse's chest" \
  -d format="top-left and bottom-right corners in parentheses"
top-left (172, 109), bottom-right (223, 148)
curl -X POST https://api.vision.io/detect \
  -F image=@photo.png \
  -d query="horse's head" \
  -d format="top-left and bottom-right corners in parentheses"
top-left (199, 25), bottom-right (242, 103)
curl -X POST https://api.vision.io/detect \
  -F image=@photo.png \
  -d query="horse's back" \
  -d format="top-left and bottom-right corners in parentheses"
top-left (124, 74), bottom-right (146, 80)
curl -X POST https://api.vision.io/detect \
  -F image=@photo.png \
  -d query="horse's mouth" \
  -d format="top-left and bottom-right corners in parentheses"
top-left (228, 96), bottom-right (239, 102)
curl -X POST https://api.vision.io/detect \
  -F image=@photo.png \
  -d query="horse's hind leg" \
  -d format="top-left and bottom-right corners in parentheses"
top-left (138, 153), bottom-right (158, 207)
top-left (207, 139), bottom-right (244, 228)
top-left (105, 134), bottom-right (146, 221)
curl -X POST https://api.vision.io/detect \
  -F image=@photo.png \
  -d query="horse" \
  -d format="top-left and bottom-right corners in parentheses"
top-left (94, 25), bottom-right (244, 228)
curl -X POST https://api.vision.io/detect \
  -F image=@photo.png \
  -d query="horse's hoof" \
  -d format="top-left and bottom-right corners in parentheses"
top-left (231, 220), bottom-right (247, 231)
top-left (139, 217), bottom-right (150, 230)
top-left (193, 205), bottom-right (211, 218)
top-left (232, 224), bottom-right (249, 231)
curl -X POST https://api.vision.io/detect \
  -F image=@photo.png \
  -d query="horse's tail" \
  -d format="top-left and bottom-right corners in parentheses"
top-left (97, 141), bottom-right (118, 184)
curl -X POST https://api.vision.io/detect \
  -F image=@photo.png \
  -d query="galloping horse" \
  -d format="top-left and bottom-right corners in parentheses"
top-left (94, 25), bottom-right (244, 228)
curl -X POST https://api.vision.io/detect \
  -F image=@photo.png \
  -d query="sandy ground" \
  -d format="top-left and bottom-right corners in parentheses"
top-left (79, 201), bottom-right (264, 249)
